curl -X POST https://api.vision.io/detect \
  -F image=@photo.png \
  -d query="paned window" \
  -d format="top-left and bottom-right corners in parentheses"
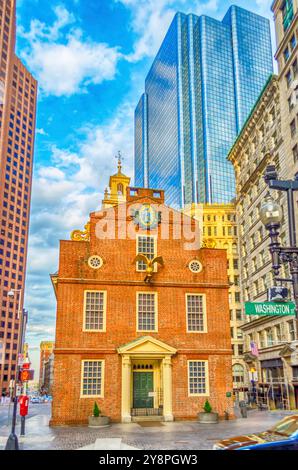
top-left (293, 145), bottom-right (298, 162)
top-left (259, 331), bottom-right (266, 348)
top-left (266, 329), bottom-right (274, 347)
top-left (81, 360), bottom-right (104, 397)
top-left (84, 291), bottom-right (106, 331)
top-left (282, 0), bottom-right (294, 31)
top-left (186, 294), bottom-right (206, 332)
top-left (137, 235), bottom-right (155, 271)
top-left (288, 320), bottom-right (296, 341)
top-left (137, 293), bottom-right (157, 331)
top-left (188, 361), bottom-right (209, 395)
top-left (233, 364), bottom-right (244, 384)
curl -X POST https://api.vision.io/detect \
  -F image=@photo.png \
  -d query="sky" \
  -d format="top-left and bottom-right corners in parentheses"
top-left (15, 0), bottom-right (276, 374)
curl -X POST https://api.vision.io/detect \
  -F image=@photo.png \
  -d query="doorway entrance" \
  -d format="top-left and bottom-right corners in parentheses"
top-left (118, 336), bottom-right (177, 422)
top-left (133, 372), bottom-right (154, 408)
top-left (295, 386), bottom-right (298, 409)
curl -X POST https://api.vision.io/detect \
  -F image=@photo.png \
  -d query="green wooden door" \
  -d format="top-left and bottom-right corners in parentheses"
top-left (133, 372), bottom-right (154, 408)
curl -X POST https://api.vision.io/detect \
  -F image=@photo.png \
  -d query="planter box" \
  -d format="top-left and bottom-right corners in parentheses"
top-left (197, 412), bottom-right (219, 424)
top-left (88, 416), bottom-right (110, 428)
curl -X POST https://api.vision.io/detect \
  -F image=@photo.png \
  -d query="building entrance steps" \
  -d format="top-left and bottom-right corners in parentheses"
top-left (132, 416), bottom-right (164, 422)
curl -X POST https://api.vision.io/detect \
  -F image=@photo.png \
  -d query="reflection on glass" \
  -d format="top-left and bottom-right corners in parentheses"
top-left (135, 6), bottom-right (273, 208)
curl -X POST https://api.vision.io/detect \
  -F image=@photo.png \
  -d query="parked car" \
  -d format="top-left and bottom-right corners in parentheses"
top-left (30, 396), bottom-right (40, 404)
top-left (213, 415), bottom-right (298, 450)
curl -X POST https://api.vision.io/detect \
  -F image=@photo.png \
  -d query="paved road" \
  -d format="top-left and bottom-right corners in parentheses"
top-left (0, 402), bottom-right (50, 428)
top-left (0, 404), bottom-right (297, 450)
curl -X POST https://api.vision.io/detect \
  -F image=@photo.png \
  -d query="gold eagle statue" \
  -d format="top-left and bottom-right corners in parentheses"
top-left (133, 254), bottom-right (164, 283)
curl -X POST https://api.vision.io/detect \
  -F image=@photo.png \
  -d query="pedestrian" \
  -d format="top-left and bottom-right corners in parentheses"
top-left (239, 400), bottom-right (248, 418)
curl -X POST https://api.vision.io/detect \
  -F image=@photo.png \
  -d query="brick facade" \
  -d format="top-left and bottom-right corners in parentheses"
top-left (51, 188), bottom-right (233, 425)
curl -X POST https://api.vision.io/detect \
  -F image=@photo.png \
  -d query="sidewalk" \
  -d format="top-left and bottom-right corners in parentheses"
top-left (1, 407), bottom-right (296, 450)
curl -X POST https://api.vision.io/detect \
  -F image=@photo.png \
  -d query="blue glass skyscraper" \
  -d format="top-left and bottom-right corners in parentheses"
top-left (134, 5), bottom-right (273, 208)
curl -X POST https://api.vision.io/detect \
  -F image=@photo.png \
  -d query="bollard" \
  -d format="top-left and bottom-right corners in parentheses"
top-left (20, 416), bottom-right (26, 436)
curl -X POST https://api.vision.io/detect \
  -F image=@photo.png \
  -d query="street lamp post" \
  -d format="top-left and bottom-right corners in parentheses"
top-left (260, 165), bottom-right (298, 340)
top-left (5, 289), bottom-right (25, 451)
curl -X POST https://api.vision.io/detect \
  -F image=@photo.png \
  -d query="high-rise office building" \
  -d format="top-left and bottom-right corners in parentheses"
top-left (0, 0), bottom-right (37, 394)
top-left (135, 6), bottom-right (273, 208)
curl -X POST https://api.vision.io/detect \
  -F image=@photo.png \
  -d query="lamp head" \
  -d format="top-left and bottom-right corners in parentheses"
top-left (7, 290), bottom-right (15, 298)
top-left (260, 196), bottom-right (283, 227)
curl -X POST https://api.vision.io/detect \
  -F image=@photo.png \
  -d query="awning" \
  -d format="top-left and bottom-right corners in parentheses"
top-left (260, 359), bottom-right (283, 368)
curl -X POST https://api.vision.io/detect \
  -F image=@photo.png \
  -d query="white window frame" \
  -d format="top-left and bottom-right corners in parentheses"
top-left (136, 291), bottom-right (158, 332)
top-left (83, 290), bottom-right (107, 332)
top-left (288, 320), bottom-right (296, 341)
top-left (136, 234), bottom-right (157, 272)
top-left (185, 293), bottom-right (207, 333)
top-left (80, 360), bottom-right (105, 398)
top-left (187, 360), bottom-right (209, 397)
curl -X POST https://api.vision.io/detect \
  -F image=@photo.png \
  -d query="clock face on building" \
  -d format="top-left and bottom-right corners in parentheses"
top-left (136, 204), bottom-right (158, 230)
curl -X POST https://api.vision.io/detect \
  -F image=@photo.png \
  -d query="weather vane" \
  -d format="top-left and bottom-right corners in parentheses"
top-left (116, 150), bottom-right (124, 173)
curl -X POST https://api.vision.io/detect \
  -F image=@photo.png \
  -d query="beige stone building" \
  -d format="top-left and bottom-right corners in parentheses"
top-left (228, 73), bottom-right (298, 409)
top-left (39, 341), bottom-right (55, 390)
top-left (272, 0), bottom-right (298, 230)
top-left (184, 203), bottom-right (247, 398)
top-left (228, 75), bottom-right (289, 305)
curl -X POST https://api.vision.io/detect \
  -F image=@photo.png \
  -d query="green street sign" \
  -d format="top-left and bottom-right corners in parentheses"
top-left (245, 301), bottom-right (296, 316)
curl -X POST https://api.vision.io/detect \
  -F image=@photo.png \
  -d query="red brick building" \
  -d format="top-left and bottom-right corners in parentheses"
top-left (50, 183), bottom-right (233, 425)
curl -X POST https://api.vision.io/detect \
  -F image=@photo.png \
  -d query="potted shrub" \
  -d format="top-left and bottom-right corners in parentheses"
top-left (88, 402), bottom-right (110, 427)
top-left (197, 400), bottom-right (219, 423)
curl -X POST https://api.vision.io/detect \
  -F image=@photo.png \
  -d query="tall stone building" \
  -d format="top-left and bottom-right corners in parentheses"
top-left (42, 352), bottom-right (54, 395)
top-left (0, 0), bottom-right (37, 394)
top-left (39, 341), bottom-right (55, 390)
top-left (50, 167), bottom-right (233, 425)
top-left (185, 203), bottom-right (247, 398)
top-left (272, 0), bottom-right (298, 182)
top-left (228, 75), bottom-right (298, 409)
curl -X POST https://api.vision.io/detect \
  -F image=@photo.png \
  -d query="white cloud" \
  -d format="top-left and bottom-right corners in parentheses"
top-left (28, 325), bottom-right (56, 336)
top-left (38, 166), bottom-right (66, 181)
top-left (117, 0), bottom-right (276, 62)
top-left (25, 100), bottom-right (134, 349)
top-left (20, 6), bottom-right (121, 96)
top-left (18, 1), bottom-right (275, 97)
top-left (36, 128), bottom-right (48, 136)
top-left (22, 5), bottom-right (75, 43)
top-left (255, 0), bottom-right (273, 14)
top-left (117, 0), bottom-right (219, 62)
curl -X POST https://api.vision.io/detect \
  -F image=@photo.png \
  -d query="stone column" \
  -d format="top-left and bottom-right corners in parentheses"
top-left (162, 356), bottom-right (173, 422)
top-left (283, 357), bottom-right (296, 410)
top-left (121, 355), bottom-right (132, 423)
